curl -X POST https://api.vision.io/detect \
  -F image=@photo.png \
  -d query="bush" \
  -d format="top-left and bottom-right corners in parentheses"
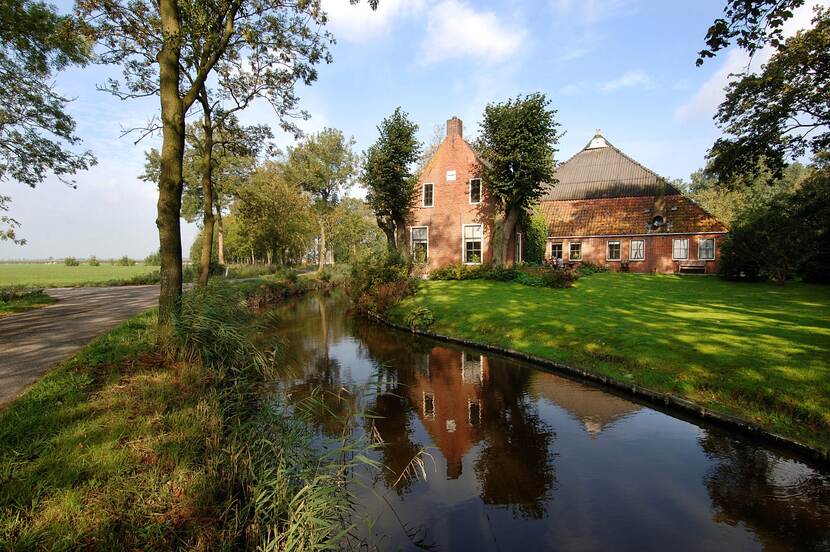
top-left (64, 257), bottom-right (79, 267)
top-left (515, 272), bottom-right (544, 287)
top-left (87, 256), bottom-right (100, 266)
top-left (115, 255), bottom-right (135, 266)
top-left (404, 306), bottom-right (435, 330)
top-left (575, 261), bottom-right (608, 276)
top-left (541, 267), bottom-right (579, 288)
top-left (430, 263), bottom-right (486, 280)
top-left (522, 210), bottom-right (549, 265)
top-left (349, 251), bottom-right (415, 314)
top-left (144, 250), bottom-right (161, 266)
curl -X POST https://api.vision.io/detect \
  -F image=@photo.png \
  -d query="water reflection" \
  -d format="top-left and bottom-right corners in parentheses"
top-left (262, 292), bottom-right (830, 550)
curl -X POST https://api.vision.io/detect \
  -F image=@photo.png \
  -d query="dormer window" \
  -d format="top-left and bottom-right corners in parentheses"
top-left (469, 178), bottom-right (481, 204)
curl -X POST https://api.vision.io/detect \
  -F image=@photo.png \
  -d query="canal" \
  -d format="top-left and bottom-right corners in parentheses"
top-left (262, 291), bottom-right (830, 551)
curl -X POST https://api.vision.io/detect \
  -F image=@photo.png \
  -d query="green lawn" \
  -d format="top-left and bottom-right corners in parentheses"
top-left (0, 263), bottom-right (158, 288)
top-left (0, 290), bottom-right (57, 318)
top-left (390, 274), bottom-right (830, 452)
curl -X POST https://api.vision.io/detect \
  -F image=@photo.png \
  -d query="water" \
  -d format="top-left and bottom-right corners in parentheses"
top-left (262, 292), bottom-right (830, 551)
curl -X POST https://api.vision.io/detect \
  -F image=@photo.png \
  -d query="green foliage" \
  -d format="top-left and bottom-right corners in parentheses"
top-left (63, 256), bottom-right (79, 266)
top-left (515, 272), bottom-right (544, 287)
top-left (720, 167), bottom-right (830, 282)
top-left (429, 263), bottom-right (578, 289)
top-left (541, 268), bottom-right (579, 288)
top-left (404, 306), bottom-right (434, 330)
top-left (349, 252), bottom-right (415, 314)
top-left (114, 255), bottom-right (135, 266)
top-left (575, 262), bottom-right (609, 277)
top-left (87, 255), bottom-right (100, 266)
top-left (0, 288), bottom-right (56, 318)
top-left (708, 8), bottom-right (830, 182)
top-left (330, 197), bottom-right (386, 264)
top-left (143, 250), bottom-right (160, 266)
top-left (363, 107), bottom-right (422, 251)
top-left (522, 210), bottom-right (549, 265)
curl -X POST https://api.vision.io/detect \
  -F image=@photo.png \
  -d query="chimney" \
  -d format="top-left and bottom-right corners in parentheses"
top-left (446, 116), bottom-right (462, 139)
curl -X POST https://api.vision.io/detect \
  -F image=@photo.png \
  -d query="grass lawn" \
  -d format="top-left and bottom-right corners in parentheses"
top-left (0, 263), bottom-right (159, 288)
top-left (0, 290), bottom-right (57, 318)
top-left (390, 273), bottom-right (830, 452)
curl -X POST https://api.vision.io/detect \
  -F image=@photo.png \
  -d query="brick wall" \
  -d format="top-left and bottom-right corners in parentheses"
top-left (410, 117), bottom-right (501, 271)
top-left (545, 233), bottom-right (725, 274)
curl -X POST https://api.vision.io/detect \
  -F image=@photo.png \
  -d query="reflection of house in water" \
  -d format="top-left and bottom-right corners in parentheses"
top-left (529, 372), bottom-right (641, 438)
top-left (407, 349), bottom-right (489, 479)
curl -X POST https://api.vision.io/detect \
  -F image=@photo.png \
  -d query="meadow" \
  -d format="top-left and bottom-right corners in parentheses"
top-left (391, 273), bottom-right (830, 451)
top-left (0, 263), bottom-right (159, 288)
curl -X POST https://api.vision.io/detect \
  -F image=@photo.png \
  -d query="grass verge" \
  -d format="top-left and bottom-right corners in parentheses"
top-left (0, 290), bottom-right (57, 318)
top-left (0, 279), bottom-right (370, 550)
top-left (389, 273), bottom-right (830, 453)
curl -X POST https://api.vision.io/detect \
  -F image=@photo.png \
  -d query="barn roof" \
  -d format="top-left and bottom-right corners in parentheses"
top-left (541, 131), bottom-right (681, 201)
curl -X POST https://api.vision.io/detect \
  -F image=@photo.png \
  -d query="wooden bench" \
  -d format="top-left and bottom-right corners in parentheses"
top-left (678, 260), bottom-right (707, 274)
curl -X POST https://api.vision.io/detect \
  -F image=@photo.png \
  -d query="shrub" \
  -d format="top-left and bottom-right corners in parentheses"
top-left (64, 257), bottom-right (79, 267)
top-left (115, 255), bottom-right (135, 266)
top-left (430, 263), bottom-right (486, 280)
top-left (404, 306), bottom-right (435, 330)
top-left (515, 272), bottom-right (544, 287)
top-left (541, 267), bottom-right (579, 288)
top-left (349, 251), bottom-right (415, 314)
top-left (87, 256), bottom-right (100, 266)
top-left (522, 210), bottom-right (549, 265)
top-left (144, 250), bottom-right (161, 266)
top-left (575, 261), bottom-right (608, 276)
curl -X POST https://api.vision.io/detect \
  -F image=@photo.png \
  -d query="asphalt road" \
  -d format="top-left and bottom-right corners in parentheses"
top-left (0, 286), bottom-right (159, 405)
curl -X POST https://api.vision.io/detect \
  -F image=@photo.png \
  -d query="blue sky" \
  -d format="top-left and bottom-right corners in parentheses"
top-left (1, 0), bottom-right (825, 259)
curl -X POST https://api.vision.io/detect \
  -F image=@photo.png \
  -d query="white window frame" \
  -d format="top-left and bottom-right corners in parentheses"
top-left (462, 223), bottom-right (483, 265)
top-left (515, 232), bottom-right (522, 263)
top-left (421, 182), bottom-right (434, 208)
top-left (468, 178), bottom-right (482, 204)
top-left (672, 238), bottom-right (689, 260)
top-left (698, 238), bottom-right (716, 260)
top-left (607, 240), bottom-right (622, 261)
top-left (410, 226), bottom-right (429, 263)
top-left (569, 242), bottom-right (582, 261)
top-left (551, 242), bottom-right (563, 260)
top-left (629, 239), bottom-right (645, 261)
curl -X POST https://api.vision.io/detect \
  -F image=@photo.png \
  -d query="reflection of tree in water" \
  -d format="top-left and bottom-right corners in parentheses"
top-left (700, 431), bottom-right (830, 550)
top-left (371, 392), bottom-right (422, 494)
top-left (475, 360), bottom-right (556, 519)
top-left (286, 356), bottom-right (362, 437)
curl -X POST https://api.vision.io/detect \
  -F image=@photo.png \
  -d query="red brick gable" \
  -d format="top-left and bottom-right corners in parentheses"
top-left (539, 195), bottom-right (728, 237)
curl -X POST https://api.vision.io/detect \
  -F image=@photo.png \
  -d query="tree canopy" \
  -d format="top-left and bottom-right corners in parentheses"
top-left (708, 8), bottom-right (830, 183)
top-left (363, 107), bottom-right (422, 254)
top-left (477, 93), bottom-right (560, 264)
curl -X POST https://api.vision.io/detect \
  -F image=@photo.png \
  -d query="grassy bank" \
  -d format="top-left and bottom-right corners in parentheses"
top-left (0, 263), bottom-right (159, 288)
top-left (0, 278), bottom-right (367, 549)
top-left (390, 273), bottom-right (830, 452)
top-left (0, 290), bottom-right (57, 318)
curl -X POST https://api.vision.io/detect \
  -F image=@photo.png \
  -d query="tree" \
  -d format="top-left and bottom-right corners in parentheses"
top-left (477, 93), bottom-right (561, 265)
top-left (697, 0), bottom-right (805, 65)
top-left (707, 8), bottom-right (830, 183)
top-left (78, 0), bottom-right (340, 330)
top-left (329, 197), bottom-right (385, 264)
top-left (0, 0), bottom-right (96, 243)
top-left (363, 108), bottom-right (422, 255)
top-left (283, 128), bottom-right (357, 271)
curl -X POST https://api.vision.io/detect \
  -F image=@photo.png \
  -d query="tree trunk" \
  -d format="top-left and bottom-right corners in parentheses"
top-left (394, 216), bottom-right (408, 261)
top-left (215, 204), bottom-right (225, 265)
top-left (197, 88), bottom-right (215, 288)
top-left (377, 216), bottom-right (396, 250)
top-left (156, 0), bottom-right (185, 334)
top-left (318, 219), bottom-right (326, 271)
top-left (495, 207), bottom-right (520, 266)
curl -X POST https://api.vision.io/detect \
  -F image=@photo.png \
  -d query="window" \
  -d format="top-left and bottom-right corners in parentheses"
top-left (672, 238), bottom-right (689, 260)
top-left (607, 240), bottom-right (621, 261)
top-left (446, 170), bottom-right (456, 181)
top-left (422, 183), bottom-right (434, 207)
top-left (423, 392), bottom-right (435, 420)
top-left (463, 224), bottom-right (483, 264)
top-left (411, 227), bottom-right (428, 263)
top-left (569, 242), bottom-right (582, 260)
top-left (515, 232), bottom-right (522, 263)
top-left (469, 178), bottom-right (481, 204)
top-left (468, 399), bottom-right (481, 426)
top-left (630, 239), bottom-right (645, 261)
top-left (699, 238), bottom-right (715, 260)
top-left (551, 242), bottom-right (563, 259)
top-left (462, 352), bottom-right (483, 384)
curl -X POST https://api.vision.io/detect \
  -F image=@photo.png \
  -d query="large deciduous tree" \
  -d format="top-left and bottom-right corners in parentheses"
top-left (78, 0), bottom-right (337, 331)
top-left (283, 128), bottom-right (356, 271)
top-left (477, 93), bottom-right (560, 265)
top-left (707, 8), bottom-right (829, 183)
top-left (0, 0), bottom-right (96, 243)
top-left (363, 107), bottom-right (421, 255)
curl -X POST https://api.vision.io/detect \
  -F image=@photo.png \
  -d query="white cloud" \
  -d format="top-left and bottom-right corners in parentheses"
top-left (600, 70), bottom-right (653, 92)
top-left (322, 0), bottom-right (424, 42)
top-left (675, 0), bottom-right (829, 123)
top-left (421, 0), bottom-right (526, 64)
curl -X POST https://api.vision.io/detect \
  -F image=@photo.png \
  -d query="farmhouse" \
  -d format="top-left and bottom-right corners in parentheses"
top-left (410, 118), bottom-right (727, 274)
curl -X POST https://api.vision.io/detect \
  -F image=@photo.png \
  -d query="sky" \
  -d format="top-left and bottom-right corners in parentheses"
top-left (1, 0), bottom-right (826, 260)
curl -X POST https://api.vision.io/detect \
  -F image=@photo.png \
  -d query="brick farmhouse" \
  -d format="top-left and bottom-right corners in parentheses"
top-left (409, 118), bottom-right (728, 274)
